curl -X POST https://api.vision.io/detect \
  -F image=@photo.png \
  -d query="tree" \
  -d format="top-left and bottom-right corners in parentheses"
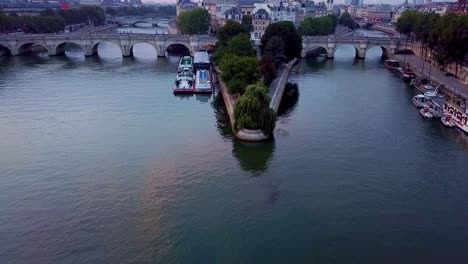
top-left (338, 12), bottom-right (356, 30)
top-left (260, 55), bottom-right (277, 86)
top-left (264, 36), bottom-right (286, 64)
top-left (216, 20), bottom-right (249, 47)
top-left (234, 82), bottom-right (276, 135)
top-left (177, 8), bottom-right (211, 35)
top-left (241, 14), bottom-right (253, 31)
top-left (396, 10), bottom-right (418, 38)
top-left (261, 21), bottom-right (302, 61)
top-left (220, 55), bottom-right (260, 94)
top-left (213, 33), bottom-right (255, 63)
top-left (300, 16), bottom-right (336, 36)
top-left (105, 7), bottom-right (118, 17)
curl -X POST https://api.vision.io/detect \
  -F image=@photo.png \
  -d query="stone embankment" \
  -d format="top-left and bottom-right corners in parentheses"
top-left (215, 58), bottom-right (297, 142)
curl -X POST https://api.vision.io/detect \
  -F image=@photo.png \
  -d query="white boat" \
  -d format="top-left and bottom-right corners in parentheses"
top-left (441, 113), bottom-right (455, 127)
top-left (173, 70), bottom-right (194, 93)
top-left (412, 88), bottom-right (446, 109)
top-left (420, 105), bottom-right (433, 119)
top-left (194, 69), bottom-right (212, 93)
top-left (178, 56), bottom-right (193, 72)
top-left (412, 94), bottom-right (430, 108)
top-left (444, 102), bottom-right (468, 134)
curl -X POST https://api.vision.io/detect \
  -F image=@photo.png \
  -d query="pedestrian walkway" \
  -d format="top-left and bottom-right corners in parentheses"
top-left (395, 54), bottom-right (468, 99)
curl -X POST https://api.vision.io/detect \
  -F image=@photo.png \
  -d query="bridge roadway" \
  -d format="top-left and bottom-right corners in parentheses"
top-left (0, 33), bottom-right (418, 60)
top-left (0, 33), bottom-right (217, 57)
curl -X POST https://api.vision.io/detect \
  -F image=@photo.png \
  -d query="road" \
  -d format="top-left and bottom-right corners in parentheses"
top-left (396, 54), bottom-right (468, 99)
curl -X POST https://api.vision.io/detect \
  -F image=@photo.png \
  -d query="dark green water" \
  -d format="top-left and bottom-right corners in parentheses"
top-left (0, 43), bottom-right (467, 264)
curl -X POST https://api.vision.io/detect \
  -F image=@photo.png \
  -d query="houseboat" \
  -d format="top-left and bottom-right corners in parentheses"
top-left (384, 59), bottom-right (400, 72)
top-left (396, 67), bottom-right (416, 82)
top-left (412, 90), bottom-right (446, 108)
top-left (178, 56), bottom-right (193, 72)
top-left (443, 102), bottom-right (468, 134)
top-left (173, 69), bottom-right (194, 94)
top-left (194, 69), bottom-right (212, 93)
top-left (411, 76), bottom-right (435, 93)
top-left (193, 51), bottom-right (211, 71)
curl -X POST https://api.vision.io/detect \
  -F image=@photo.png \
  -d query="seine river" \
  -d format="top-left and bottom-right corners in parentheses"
top-left (0, 29), bottom-right (467, 263)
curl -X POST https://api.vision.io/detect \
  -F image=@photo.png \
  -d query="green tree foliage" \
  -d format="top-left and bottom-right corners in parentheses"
top-left (0, 6), bottom-right (107, 33)
top-left (261, 21), bottom-right (302, 61)
top-left (216, 20), bottom-right (249, 47)
top-left (220, 55), bottom-right (260, 94)
top-left (397, 11), bottom-right (468, 76)
top-left (213, 33), bottom-right (255, 63)
top-left (338, 12), bottom-right (356, 30)
top-left (241, 14), bottom-right (253, 31)
top-left (300, 15), bottom-right (336, 36)
top-left (177, 8), bottom-right (210, 35)
top-left (105, 5), bottom-right (176, 17)
top-left (260, 55), bottom-right (277, 86)
top-left (264, 35), bottom-right (286, 64)
top-left (234, 83), bottom-right (276, 135)
top-left (396, 10), bottom-right (419, 38)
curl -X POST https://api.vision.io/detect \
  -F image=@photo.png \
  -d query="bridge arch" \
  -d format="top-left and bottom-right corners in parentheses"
top-left (201, 44), bottom-right (216, 53)
top-left (91, 41), bottom-right (124, 57)
top-left (334, 44), bottom-right (360, 60)
top-left (17, 42), bottom-right (49, 55)
top-left (365, 45), bottom-right (391, 59)
top-left (165, 43), bottom-right (192, 56)
top-left (0, 43), bottom-right (12, 56)
top-left (303, 45), bottom-right (329, 58)
top-left (54, 41), bottom-right (85, 56)
top-left (131, 42), bottom-right (158, 58)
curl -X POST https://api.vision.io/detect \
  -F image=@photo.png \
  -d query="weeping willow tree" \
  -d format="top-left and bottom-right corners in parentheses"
top-left (234, 83), bottom-right (277, 135)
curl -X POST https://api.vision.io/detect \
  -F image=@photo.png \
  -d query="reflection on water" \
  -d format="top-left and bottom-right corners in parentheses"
top-left (277, 82), bottom-right (299, 118)
top-left (232, 139), bottom-right (275, 176)
top-left (1, 36), bottom-right (468, 264)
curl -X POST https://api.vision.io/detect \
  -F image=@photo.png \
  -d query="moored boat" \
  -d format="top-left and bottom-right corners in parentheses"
top-left (173, 70), bottom-right (194, 94)
top-left (412, 76), bottom-right (435, 93)
top-left (178, 56), bottom-right (193, 72)
top-left (441, 113), bottom-right (455, 127)
top-left (443, 101), bottom-right (468, 134)
top-left (412, 94), bottom-right (429, 108)
top-left (420, 105), bottom-right (433, 119)
top-left (194, 69), bottom-right (212, 93)
top-left (396, 67), bottom-right (416, 82)
top-left (384, 59), bottom-right (400, 72)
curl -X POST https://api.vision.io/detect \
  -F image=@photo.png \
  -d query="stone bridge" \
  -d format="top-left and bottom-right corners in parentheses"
top-left (301, 36), bottom-right (419, 59)
top-left (0, 33), bottom-right (217, 57)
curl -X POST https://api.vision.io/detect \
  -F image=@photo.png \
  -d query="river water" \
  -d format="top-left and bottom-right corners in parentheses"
top-left (0, 30), bottom-right (467, 264)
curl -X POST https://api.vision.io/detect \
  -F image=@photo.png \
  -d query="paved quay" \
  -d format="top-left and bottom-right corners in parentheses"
top-left (395, 54), bottom-right (468, 99)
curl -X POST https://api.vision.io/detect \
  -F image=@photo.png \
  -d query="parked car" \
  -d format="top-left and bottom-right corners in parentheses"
top-left (444, 72), bottom-right (454, 77)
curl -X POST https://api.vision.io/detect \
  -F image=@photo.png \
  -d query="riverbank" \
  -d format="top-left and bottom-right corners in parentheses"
top-left (392, 54), bottom-right (468, 109)
top-left (215, 66), bottom-right (269, 141)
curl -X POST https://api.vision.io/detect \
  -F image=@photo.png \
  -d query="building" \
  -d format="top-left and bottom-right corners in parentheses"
top-left (78, 0), bottom-right (101, 5)
top-left (451, 0), bottom-right (467, 14)
top-left (239, 0), bottom-right (263, 17)
top-left (251, 3), bottom-right (272, 42)
top-left (364, 4), bottom-right (392, 22)
top-left (219, 5), bottom-right (242, 26)
top-left (177, 0), bottom-right (198, 16)
top-left (0, 2), bottom-right (60, 16)
top-left (271, 1), bottom-right (297, 24)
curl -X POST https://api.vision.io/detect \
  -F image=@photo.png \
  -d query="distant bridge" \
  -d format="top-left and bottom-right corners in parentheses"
top-left (301, 35), bottom-right (419, 59)
top-left (0, 33), bottom-right (217, 57)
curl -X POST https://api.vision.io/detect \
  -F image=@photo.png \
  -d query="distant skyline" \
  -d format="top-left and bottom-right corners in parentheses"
top-left (143, 0), bottom-right (457, 4)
